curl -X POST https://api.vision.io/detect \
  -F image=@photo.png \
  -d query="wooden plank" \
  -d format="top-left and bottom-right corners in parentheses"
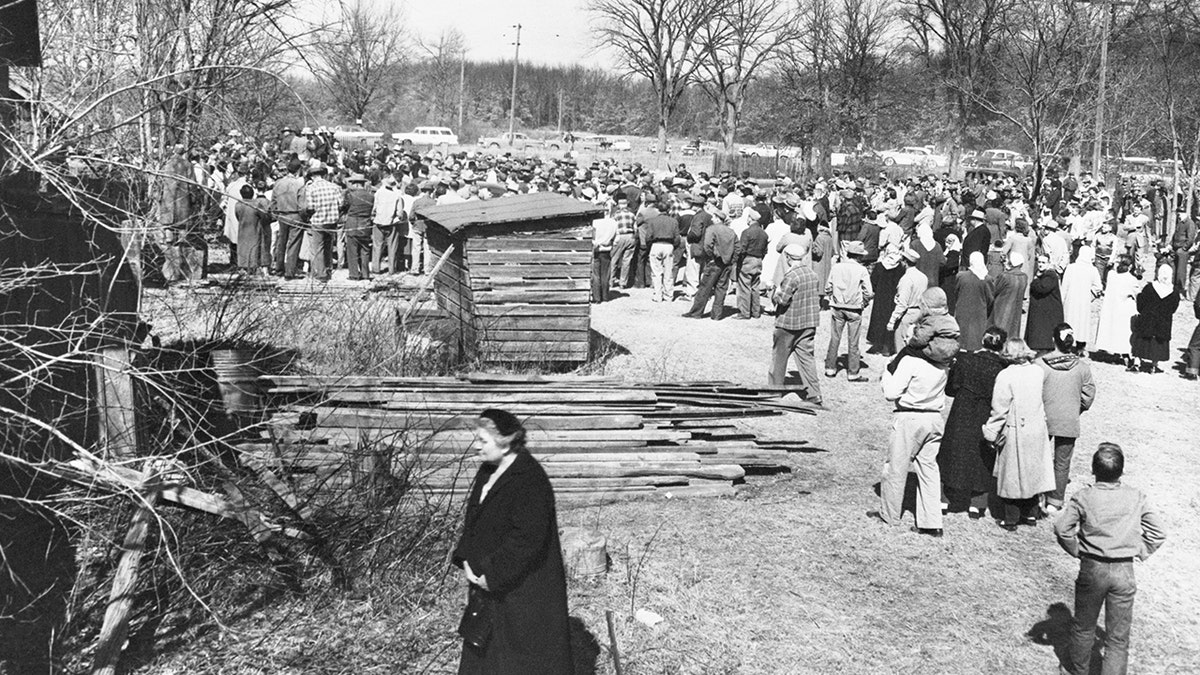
top-left (479, 330), bottom-right (589, 342)
top-left (262, 426), bottom-right (684, 443)
top-left (473, 290), bottom-right (590, 304)
top-left (467, 238), bottom-right (591, 252)
top-left (469, 264), bottom-right (589, 278)
top-left (298, 409), bottom-right (644, 430)
top-left (418, 476), bottom-right (693, 490)
top-left (472, 278), bottom-right (592, 291)
top-left (476, 316), bottom-right (590, 331)
top-left (476, 304), bottom-right (590, 316)
top-left (471, 251), bottom-right (592, 265)
top-left (94, 347), bottom-right (139, 460)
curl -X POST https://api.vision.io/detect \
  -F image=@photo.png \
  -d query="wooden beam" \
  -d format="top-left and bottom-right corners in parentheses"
top-left (91, 491), bottom-right (157, 675)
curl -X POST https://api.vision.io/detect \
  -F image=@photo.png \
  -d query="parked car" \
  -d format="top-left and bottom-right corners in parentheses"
top-left (967, 149), bottom-right (1033, 171)
top-left (832, 147), bottom-right (882, 167)
top-left (877, 146), bottom-right (936, 167)
top-left (392, 126), bottom-right (459, 146)
top-left (333, 124), bottom-right (386, 148)
top-left (573, 134), bottom-right (614, 151)
top-left (740, 143), bottom-right (791, 158)
top-left (610, 138), bottom-right (632, 152)
top-left (477, 132), bottom-right (557, 151)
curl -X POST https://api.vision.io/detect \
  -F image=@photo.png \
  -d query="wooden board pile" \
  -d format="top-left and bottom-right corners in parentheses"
top-left (237, 374), bottom-right (815, 506)
top-left (192, 272), bottom-right (417, 298)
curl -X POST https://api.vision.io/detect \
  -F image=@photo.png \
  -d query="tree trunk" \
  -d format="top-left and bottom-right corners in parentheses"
top-left (657, 118), bottom-right (669, 168)
top-left (722, 97), bottom-right (739, 153)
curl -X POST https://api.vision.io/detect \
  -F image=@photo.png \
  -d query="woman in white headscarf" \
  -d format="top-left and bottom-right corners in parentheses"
top-left (1060, 246), bottom-right (1104, 352)
top-left (911, 223), bottom-right (946, 287)
top-left (1093, 254), bottom-right (1140, 365)
top-left (954, 251), bottom-right (993, 351)
top-left (1130, 263), bottom-right (1181, 372)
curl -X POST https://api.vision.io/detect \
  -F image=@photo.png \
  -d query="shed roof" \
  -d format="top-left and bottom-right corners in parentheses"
top-left (415, 193), bottom-right (604, 235)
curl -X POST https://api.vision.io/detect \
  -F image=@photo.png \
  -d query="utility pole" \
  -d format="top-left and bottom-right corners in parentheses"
top-left (457, 52), bottom-right (466, 133)
top-left (557, 88), bottom-right (564, 134)
top-left (1092, 3), bottom-right (1110, 177)
top-left (508, 24), bottom-right (521, 147)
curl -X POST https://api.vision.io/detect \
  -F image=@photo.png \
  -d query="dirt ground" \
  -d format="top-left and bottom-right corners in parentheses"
top-left (137, 282), bottom-right (1200, 674)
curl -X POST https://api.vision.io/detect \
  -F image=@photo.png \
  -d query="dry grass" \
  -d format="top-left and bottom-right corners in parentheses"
top-left (129, 284), bottom-right (1199, 674)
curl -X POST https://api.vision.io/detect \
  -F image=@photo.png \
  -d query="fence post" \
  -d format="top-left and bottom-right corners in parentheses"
top-left (91, 344), bottom-right (152, 675)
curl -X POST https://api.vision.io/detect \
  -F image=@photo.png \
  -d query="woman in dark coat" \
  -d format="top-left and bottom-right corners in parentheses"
top-left (939, 326), bottom-right (1009, 518)
top-left (1131, 263), bottom-right (1181, 372)
top-left (453, 409), bottom-right (572, 675)
top-left (867, 259), bottom-right (904, 355)
top-left (953, 252), bottom-right (993, 351)
top-left (1025, 254), bottom-right (1064, 352)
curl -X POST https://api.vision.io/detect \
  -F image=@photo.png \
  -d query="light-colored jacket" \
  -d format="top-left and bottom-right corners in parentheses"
top-left (982, 362), bottom-right (1054, 499)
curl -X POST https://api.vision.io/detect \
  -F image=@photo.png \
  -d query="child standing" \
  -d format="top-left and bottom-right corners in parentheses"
top-left (1053, 443), bottom-right (1166, 675)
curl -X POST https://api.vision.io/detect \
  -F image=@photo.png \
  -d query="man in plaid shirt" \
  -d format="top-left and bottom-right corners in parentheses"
top-left (769, 241), bottom-right (822, 406)
top-left (301, 162), bottom-right (344, 281)
top-left (609, 195), bottom-right (637, 289)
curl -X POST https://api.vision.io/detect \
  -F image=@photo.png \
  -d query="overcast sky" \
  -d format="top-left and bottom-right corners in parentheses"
top-left (403, 0), bottom-right (609, 68)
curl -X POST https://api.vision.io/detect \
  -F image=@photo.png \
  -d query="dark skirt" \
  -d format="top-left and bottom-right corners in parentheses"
top-left (939, 351), bottom-right (1006, 493)
top-left (867, 264), bottom-right (903, 350)
top-left (1131, 335), bottom-right (1169, 361)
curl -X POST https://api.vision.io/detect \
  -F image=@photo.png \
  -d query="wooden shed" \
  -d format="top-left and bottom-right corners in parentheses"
top-left (415, 193), bottom-right (603, 365)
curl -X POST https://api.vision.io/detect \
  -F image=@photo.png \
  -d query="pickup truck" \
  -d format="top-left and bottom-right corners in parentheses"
top-left (393, 126), bottom-right (460, 147)
top-left (478, 132), bottom-right (560, 151)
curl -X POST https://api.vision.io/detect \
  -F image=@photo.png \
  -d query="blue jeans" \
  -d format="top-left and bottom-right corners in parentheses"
top-left (1070, 557), bottom-right (1136, 675)
top-left (825, 307), bottom-right (863, 375)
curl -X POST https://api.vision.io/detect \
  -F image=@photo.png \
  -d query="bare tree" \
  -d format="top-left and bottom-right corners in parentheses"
top-left (416, 29), bottom-right (467, 128)
top-left (780, 0), bottom-right (894, 169)
top-left (312, 0), bottom-right (407, 125)
top-left (956, 0), bottom-right (1092, 197)
top-left (698, 0), bottom-right (794, 151)
top-left (900, 0), bottom-right (1014, 176)
top-left (588, 0), bottom-right (732, 154)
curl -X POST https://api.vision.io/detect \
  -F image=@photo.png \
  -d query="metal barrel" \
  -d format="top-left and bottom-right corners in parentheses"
top-left (210, 349), bottom-right (261, 415)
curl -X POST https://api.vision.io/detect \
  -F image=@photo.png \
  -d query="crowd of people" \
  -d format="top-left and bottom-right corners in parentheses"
top-left (144, 127), bottom-right (1187, 675)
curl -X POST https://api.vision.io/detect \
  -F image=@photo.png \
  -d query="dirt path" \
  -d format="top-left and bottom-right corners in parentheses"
top-left (577, 286), bottom-right (1200, 674)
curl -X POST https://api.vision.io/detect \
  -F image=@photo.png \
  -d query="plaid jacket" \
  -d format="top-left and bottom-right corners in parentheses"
top-left (303, 177), bottom-right (343, 228)
top-left (774, 265), bottom-right (820, 330)
top-left (611, 207), bottom-right (636, 235)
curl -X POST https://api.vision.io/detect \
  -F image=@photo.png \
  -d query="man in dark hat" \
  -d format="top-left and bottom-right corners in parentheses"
top-left (270, 158), bottom-right (307, 277)
top-left (341, 173), bottom-right (374, 280)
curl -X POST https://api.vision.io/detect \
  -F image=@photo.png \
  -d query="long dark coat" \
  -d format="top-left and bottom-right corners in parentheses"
top-left (453, 451), bottom-right (572, 675)
top-left (940, 350), bottom-right (1008, 493)
top-left (989, 270), bottom-right (1028, 340)
top-left (954, 271), bottom-right (993, 351)
top-left (867, 263), bottom-right (904, 351)
top-left (1025, 271), bottom-right (1064, 351)
top-left (1131, 284), bottom-right (1180, 361)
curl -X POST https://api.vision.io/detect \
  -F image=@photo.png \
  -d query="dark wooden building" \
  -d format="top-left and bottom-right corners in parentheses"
top-left (415, 193), bottom-right (602, 365)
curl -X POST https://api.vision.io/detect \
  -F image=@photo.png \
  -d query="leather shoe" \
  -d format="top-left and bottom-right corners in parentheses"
top-left (998, 521), bottom-right (1019, 532)
top-left (865, 510), bottom-right (887, 524)
top-left (681, 311), bottom-right (701, 318)
top-left (912, 527), bottom-right (944, 538)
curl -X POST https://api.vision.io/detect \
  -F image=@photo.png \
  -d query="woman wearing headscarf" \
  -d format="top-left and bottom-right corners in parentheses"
top-left (1093, 255), bottom-right (1140, 365)
top-left (1025, 253), bottom-right (1065, 352)
top-left (982, 338), bottom-right (1054, 531)
top-left (911, 223), bottom-right (946, 287)
top-left (1036, 324), bottom-right (1096, 514)
top-left (939, 233), bottom-right (963, 303)
top-left (1060, 246), bottom-right (1104, 352)
top-left (953, 252), bottom-right (993, 351)
top-left (866, 215), bottom-right (906, 356)
top-left (1130, 263), bottom-right (1181, 373)
top-left (940, 326), bottom-right (1009, 518)
top-left (453, 409), bottom-right (572, 674)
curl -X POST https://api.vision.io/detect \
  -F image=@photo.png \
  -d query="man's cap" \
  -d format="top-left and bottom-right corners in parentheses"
top-left (346, 173), bottom-right (367, 184)
top-left (783, 243), bottom-right (808, 259)
top-left (901, 247), bottom-right (921, 263)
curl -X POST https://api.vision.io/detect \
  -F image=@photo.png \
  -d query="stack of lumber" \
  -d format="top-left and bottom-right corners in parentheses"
top-left (237, 374), bottom-right (815, 505)
top-left (192, 272), bottom-right (417, 298)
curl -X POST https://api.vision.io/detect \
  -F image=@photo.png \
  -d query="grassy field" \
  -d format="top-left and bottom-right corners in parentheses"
top-left (133, 283), bottom-right (1200, 674)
